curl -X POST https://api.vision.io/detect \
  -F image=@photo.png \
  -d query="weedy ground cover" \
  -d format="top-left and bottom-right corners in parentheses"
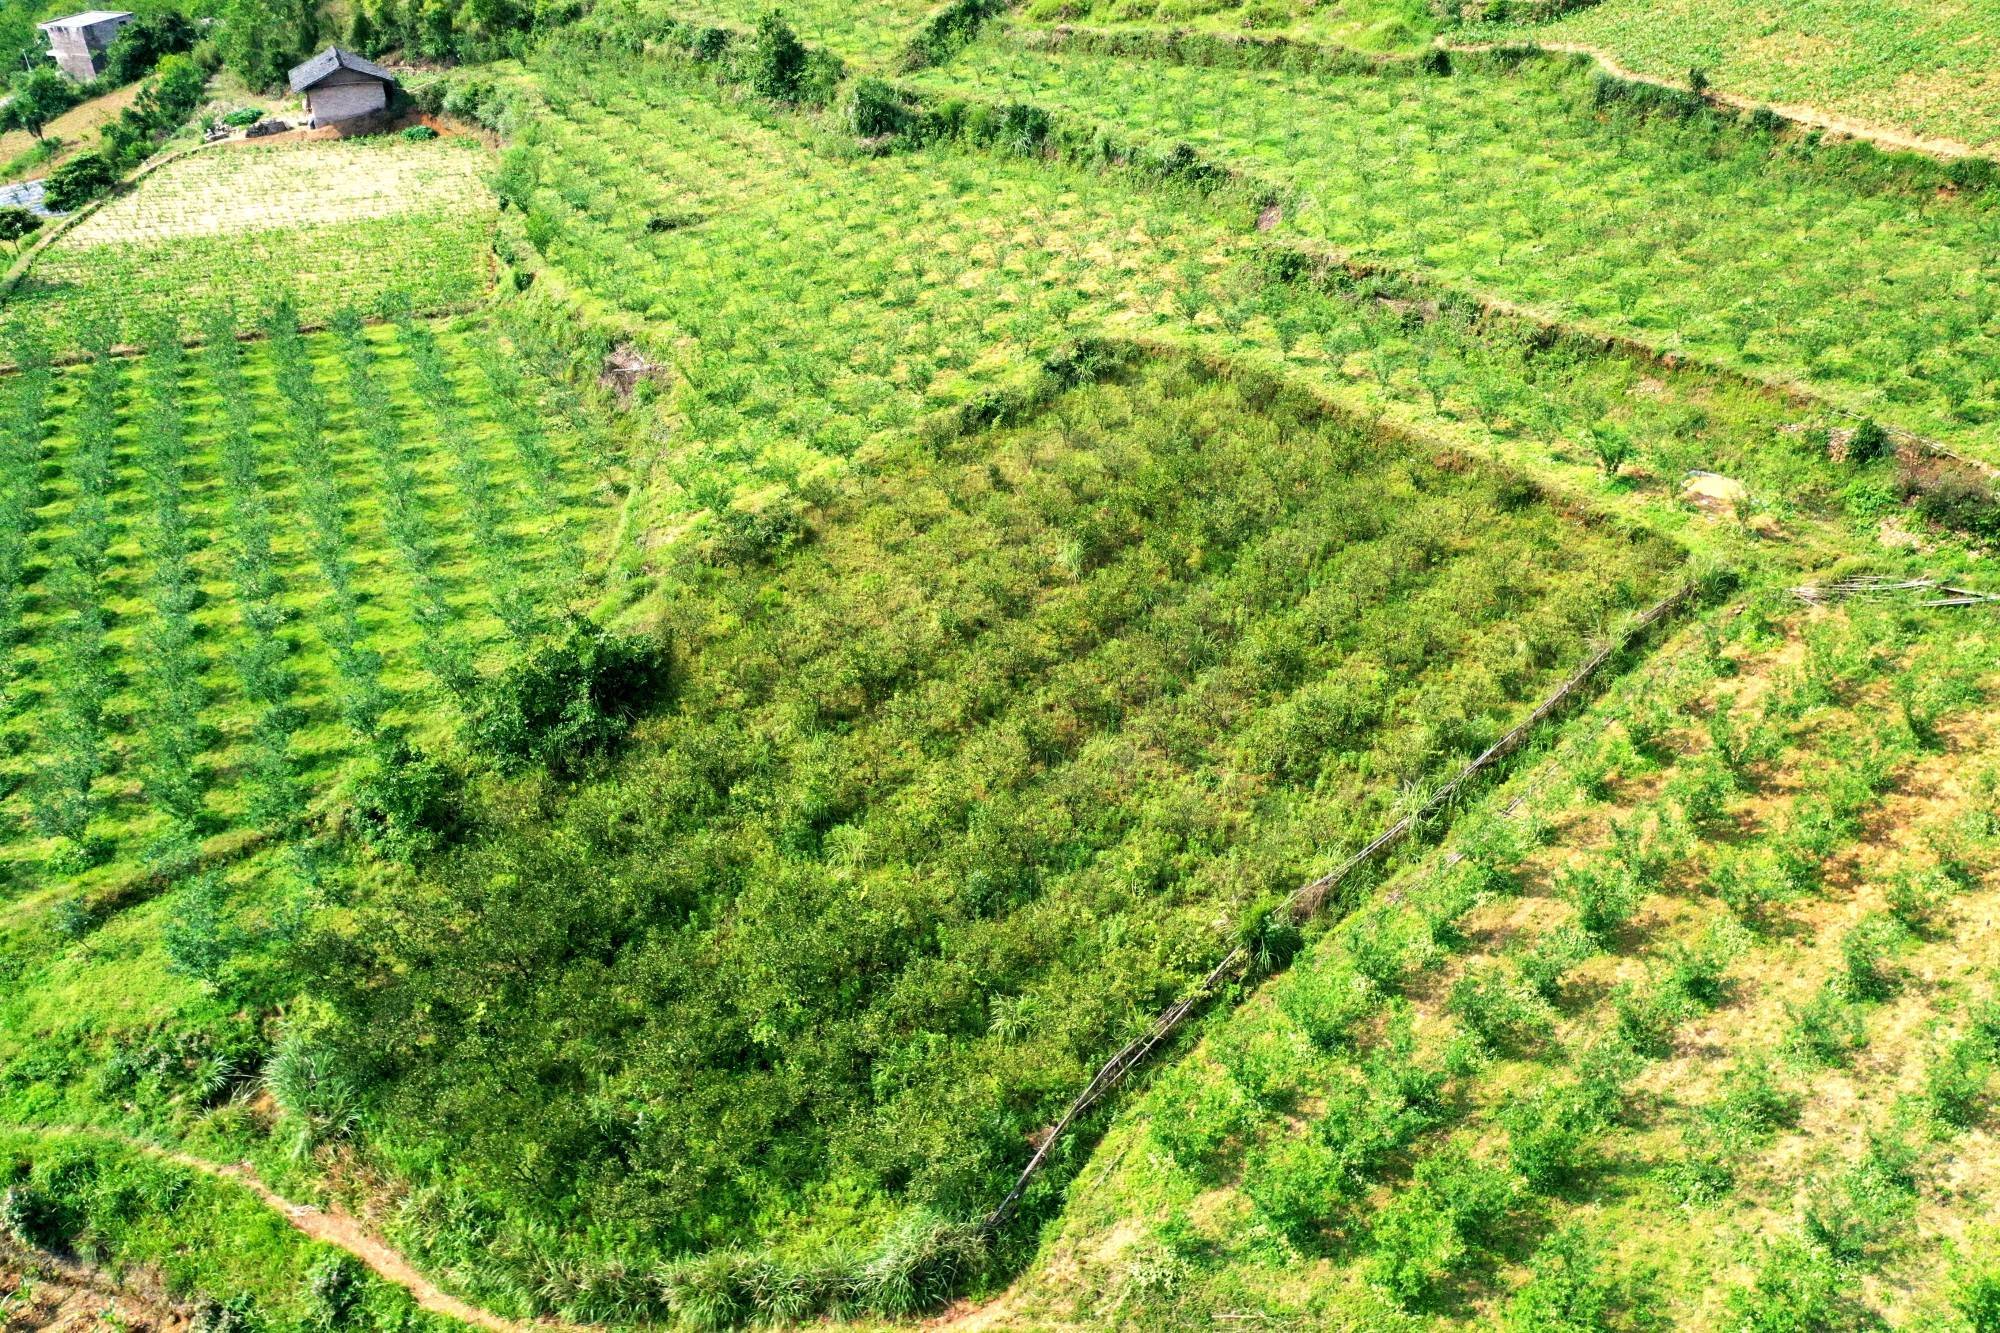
top-left (9, 139), bottom-right (496, 349)
top-left (1015, 0), bottom-right (1432, 50)
top-left (294, 350), bottom-right (1680, 1321)
top-left (901, 43), bottom-right (2000, 459)
top-left (0, 311), bottom-right (608, 897)
top-left (1004, 594), bottom-right (2000, 1328)
top-left (1486, 0), bottom-right (2000, 152)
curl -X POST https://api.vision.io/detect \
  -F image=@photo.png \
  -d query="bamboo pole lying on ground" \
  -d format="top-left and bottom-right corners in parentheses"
top-left (1792, 576), bottom-right (2000, 608)
top-left (982, 581), bottom-right (1697, 1232)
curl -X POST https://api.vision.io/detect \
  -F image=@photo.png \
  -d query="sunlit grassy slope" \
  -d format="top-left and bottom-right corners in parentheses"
top-left (1014, 0), bottom-right (1434, 50)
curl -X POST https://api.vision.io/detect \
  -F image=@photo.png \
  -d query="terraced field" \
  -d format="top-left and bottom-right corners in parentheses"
top-left (514, 47), bottom-right (1975, 568)
top-left (0, 311), bottom-right (609, 897)
top-left (1014, 0), bottom-right (1433, 50)
top-left (306, 347), bottom-right (1682, 1318)
top-left (1488, 0), bottom-right (2000, 153)
top-left (1013, 593), bottom-right (2000, 1327)
top-left (511, 52), bottom-right (1246, 536)
top-left (5, 3), bottom-right (2000, 1330)
top-left (64, 139), bottom-right (491, 243)
top-left (10, 139), bottom-right (496, 349)
top-left (901, 42), bottom-right (2000, 460)
top-left (610, 0), bottom-right (938, 62)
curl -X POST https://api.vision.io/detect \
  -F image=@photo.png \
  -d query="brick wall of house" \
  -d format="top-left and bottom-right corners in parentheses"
top-left (306, 76), bottom-right (389, 125)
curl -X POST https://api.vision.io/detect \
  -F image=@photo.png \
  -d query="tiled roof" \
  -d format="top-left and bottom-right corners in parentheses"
top-left (288, 46), bottom-right (395, 92)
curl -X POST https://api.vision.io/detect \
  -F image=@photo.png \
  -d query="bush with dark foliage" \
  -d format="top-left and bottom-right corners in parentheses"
top-left (42, 153), bottom-right (117, 211)
top-left (467, 617), bottom-right (671, 775)
top-left (338, 738), bottom-right (463, 858)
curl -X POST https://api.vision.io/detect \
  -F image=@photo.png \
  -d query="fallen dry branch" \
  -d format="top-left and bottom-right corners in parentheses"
top-left (1792, 576), bottom-right (2000, 608)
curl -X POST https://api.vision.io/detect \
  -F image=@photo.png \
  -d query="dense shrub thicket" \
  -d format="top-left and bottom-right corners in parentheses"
top-left (306, 357), bottom-right (1677, 1312)
top-left (213, 0), bottom-right (322, 90)
top-left (345, 0), bottom-right (584, 64)
top-left (467, 616), bottom-right (672, 774)
top-left (100, 9), bottom-right (198, 84)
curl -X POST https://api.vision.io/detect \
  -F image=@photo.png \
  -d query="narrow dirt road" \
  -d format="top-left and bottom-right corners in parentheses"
top-left (18, 1131), bottom-right (566, 1333)
top-left (176, 1153), bottom-right (553, 1333)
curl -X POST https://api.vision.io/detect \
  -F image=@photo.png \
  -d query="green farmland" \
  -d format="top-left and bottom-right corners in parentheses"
top-left (3, 0), bottom-right (2000, 1329)
top-left (9, 138), bottom-right (497, 349)
top-left (902, 42), bottom-right (2000, 460)
top-left (0, 311), bottom-right (612, 894)
top-left (1488, 0), bottom-right (2000, 154)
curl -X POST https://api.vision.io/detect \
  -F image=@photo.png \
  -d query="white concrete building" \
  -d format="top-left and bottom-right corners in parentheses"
top-left (37, 11), bottom-right (134, 82)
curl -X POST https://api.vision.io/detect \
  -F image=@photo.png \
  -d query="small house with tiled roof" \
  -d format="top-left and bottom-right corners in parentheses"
top-left (287, 47), bottom-right (396, 126)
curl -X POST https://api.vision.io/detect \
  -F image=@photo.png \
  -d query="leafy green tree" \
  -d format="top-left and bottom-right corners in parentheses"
top-left (215, 0), bottom-right (321, 91)
top-left (338, 739), bottom-right (462, 859)
top-left (1846, 418), bottom-right (1891, 464)
top-left (101, 8), bottom-right (197, 84)
top-left (750, 10), bottom-right (805, 103)
top-left (344, 3), bottom-right (376, 53)
top-left (0, 206), bottom-right (40, 254)
top-left (163, 876), bottom-right (248, 990)
top-left (5, 67), bottom-right (78, 140)
top-left (1959, 1261), bottom-right (2000, 1333)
